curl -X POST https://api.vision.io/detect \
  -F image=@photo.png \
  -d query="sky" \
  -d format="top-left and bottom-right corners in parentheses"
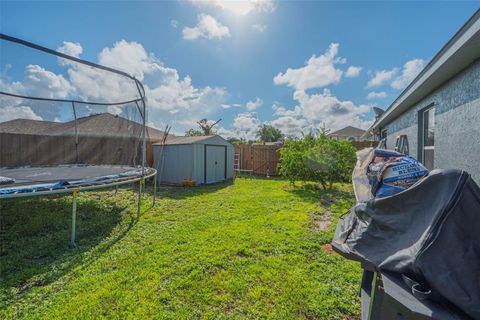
top-left (1, 1), bottom-right (479, 139)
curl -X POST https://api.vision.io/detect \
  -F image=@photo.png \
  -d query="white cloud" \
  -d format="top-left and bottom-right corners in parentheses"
top-left (246, 97), bottom-right (263, 111)
top-left (267, 89), bottom-right (372, 137)
top-left (0, 105), bottom-right (42, 122)
top-left (182, 14), bottom-right (230, 40)
top-left (98, 40), bottom-right (160, 80)
top-left (188, 0), bottom-right (275, 16)
top-left (367, 58), bottom-right (425, 90)
top-left (216, 126), bottom-right (236, 138)
top-left (273, 43), bottom-right (345, 91)
top-left (391, 58), bottom-right (425, 90)
top-left (269, 115), bottom-right (309, 137)
top-left (346, 66), bottom-right (362, 78)
top-left (57, 41), bottom-right (83, 58)
top-left (73, 40), bottom-right (228, 133)
top-left (252, 24), bottom-right (267, 33)
top-left (292, 89), bottom-right (371, 130)
top-left (367, 68), bottom-right (398, 88)
top-left (1, 40), bottom-right (228, 134)
top-left (231, 112), bottom-right (261, 140)
top-left (24, 65), bottom-right (72, 99)
top-left (0, 64), bottom-right (73, 121)
top-left (170, 19), bottom-right (178, 28)
top-left (222, 103), bottom-right (243, 109)
top-left (0, 64), bottom-right (72, 100)
top-left (367, 91), bottom-right (387, 99)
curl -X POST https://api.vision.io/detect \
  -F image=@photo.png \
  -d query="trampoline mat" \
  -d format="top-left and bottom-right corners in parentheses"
top-left (0, 165), bottom-right (143, 188)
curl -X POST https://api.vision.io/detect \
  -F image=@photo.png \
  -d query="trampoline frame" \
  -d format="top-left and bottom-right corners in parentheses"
top-left (0, 34), bottom-right (160, 245)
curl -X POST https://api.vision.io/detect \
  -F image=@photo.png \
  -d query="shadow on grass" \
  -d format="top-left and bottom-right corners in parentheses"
top-left (0, 193), bottom-right (133, 298)
top-left (234, 174), bottom-right (283, 181)
top-left (145, 179), bottom-right (234, 200)
top-left (288, 183), bottom-right (354, 206)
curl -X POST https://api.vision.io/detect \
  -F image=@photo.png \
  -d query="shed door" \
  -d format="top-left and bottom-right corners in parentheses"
top-left (205, 145), bottom-right (226, 184)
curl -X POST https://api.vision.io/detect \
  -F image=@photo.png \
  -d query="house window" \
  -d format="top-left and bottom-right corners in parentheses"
top-left (379, 129), bottom-right (387, 148)
top-left (421, 107), bottom-right (435, 170)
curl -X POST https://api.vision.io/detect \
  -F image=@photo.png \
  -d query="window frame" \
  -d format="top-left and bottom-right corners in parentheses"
top-left (418, 104), bottom-right (435, 169)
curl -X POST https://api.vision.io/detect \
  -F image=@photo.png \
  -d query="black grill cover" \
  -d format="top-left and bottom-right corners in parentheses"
top-left (332, 169), bottom-right (480, 319)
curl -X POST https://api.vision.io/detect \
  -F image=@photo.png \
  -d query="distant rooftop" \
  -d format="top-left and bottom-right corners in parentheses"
top-left (0, 113), bottom-right (167, 140)
top-left (328, 126), bottom-right (366, 137)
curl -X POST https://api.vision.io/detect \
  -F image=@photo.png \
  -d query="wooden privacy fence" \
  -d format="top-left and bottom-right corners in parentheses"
top-left (233, 141), bottom-right (378, 177)
top-left (234, 144), bottom-right (281, 176)
top-left (0, 133), bottom-right (157, 167)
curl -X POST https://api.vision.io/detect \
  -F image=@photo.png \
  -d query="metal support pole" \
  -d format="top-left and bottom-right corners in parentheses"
top-left (71, 102), bottom-right (79, 164)
top-left (71, 189), bottom-right (78, 246)
top-left (153, 174), bottom-right (157, 205)
top-left (137, 178), bottom-right (144, 219)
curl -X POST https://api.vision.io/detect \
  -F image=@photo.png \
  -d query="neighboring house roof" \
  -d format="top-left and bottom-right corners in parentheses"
top-left (0, 113), bottom-right (167, 140)
top-left (0, 118), bottom-right (62, 135)
top-left (371, 9), bottom-right (480, 131)
top-left (159, 135), bottom-right (218, 145)
top-left (328, 126), bottom-right (366, 137)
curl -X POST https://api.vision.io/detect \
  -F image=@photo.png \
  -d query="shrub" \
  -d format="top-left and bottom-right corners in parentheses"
top-left (278, 134), bottom-right (356, 189)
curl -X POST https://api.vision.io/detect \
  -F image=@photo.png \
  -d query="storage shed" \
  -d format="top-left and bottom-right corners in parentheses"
top-left (153, 135), bottom-right (234, 185)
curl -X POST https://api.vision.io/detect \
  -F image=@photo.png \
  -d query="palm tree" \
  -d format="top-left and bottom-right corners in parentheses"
top-left (256, 124), bottom-right (284, 143)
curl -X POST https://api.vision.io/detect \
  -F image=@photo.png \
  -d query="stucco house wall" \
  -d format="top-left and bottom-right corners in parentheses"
top-left (383, 58), bottom-right (480, 183)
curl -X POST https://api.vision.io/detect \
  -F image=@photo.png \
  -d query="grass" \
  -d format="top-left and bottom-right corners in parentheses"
top-left (0, 177), bottom-right (361, 319)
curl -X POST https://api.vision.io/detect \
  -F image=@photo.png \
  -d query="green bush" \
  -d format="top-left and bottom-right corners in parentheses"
top-left (278, 134), bottom-right (356, 189)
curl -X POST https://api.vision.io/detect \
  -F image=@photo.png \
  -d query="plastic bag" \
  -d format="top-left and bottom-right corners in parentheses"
top-left (368, 149), bottom-right (428, 198)
top-left (352, 148), bottom-right (428, 202)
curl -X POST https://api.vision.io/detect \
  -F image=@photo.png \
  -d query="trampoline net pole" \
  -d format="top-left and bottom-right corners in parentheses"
top-left (134, 79), bottom-right (147, 177)
top-left (71, 189), bottom-right (78, 246)
top-left (153, 172), bottom-right (157, 205)
top-left (137, 178), bottom-right (144, 219)
top-left (71, 102), bottom-right (79, 164)
top-left (142, 98), bottom-right (147, 175)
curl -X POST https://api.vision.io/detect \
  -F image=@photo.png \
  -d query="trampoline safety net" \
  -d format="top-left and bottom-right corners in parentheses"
top-left (0, 34), bottom-right (153, 195)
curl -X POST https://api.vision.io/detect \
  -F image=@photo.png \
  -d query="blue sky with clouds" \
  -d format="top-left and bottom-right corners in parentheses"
top-left (1, 1), bottom-right (479, 138)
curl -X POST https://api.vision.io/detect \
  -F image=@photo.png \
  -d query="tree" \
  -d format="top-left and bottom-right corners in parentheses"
top-left (185, 128), bottom-right (203, 136)
top-left (278, 134), bottom-right (356, 189)
top-left (256, 124), bottom-right (284, 143)
top-left (278, 135), bottom-right (315, 186)
top-left (227, 137), bottom-right (242, 145)
top-left (197, 118), bottom-right (222, 135)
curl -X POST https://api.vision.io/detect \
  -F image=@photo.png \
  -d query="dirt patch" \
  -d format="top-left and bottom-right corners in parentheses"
top-left (313, 209), bottom-right (333, 231)
top-left (321, 243), bottom-right (335, 256)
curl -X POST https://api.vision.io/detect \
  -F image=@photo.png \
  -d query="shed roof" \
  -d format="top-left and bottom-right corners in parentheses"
top-left (154, 135), bottom-right (230, 146)
top-left (328, 126), bottom-right (366, 137)
top-left (371, 9), bottom-right (480, 131)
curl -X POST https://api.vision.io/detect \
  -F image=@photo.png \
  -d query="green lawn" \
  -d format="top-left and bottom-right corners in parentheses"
top-left (0, 177), bottom-right (361, 319)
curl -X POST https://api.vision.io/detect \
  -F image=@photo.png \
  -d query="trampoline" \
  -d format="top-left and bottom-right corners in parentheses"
top-left (0, 165), bottom-right (157, 197)
top-left (0, 34), bottom-right (160, 245)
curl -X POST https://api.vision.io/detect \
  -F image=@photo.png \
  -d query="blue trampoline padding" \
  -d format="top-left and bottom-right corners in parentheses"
top-left (0, 165), bottom-right (144, 195)
top-left (0, 181), bottom-right (69, 195)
